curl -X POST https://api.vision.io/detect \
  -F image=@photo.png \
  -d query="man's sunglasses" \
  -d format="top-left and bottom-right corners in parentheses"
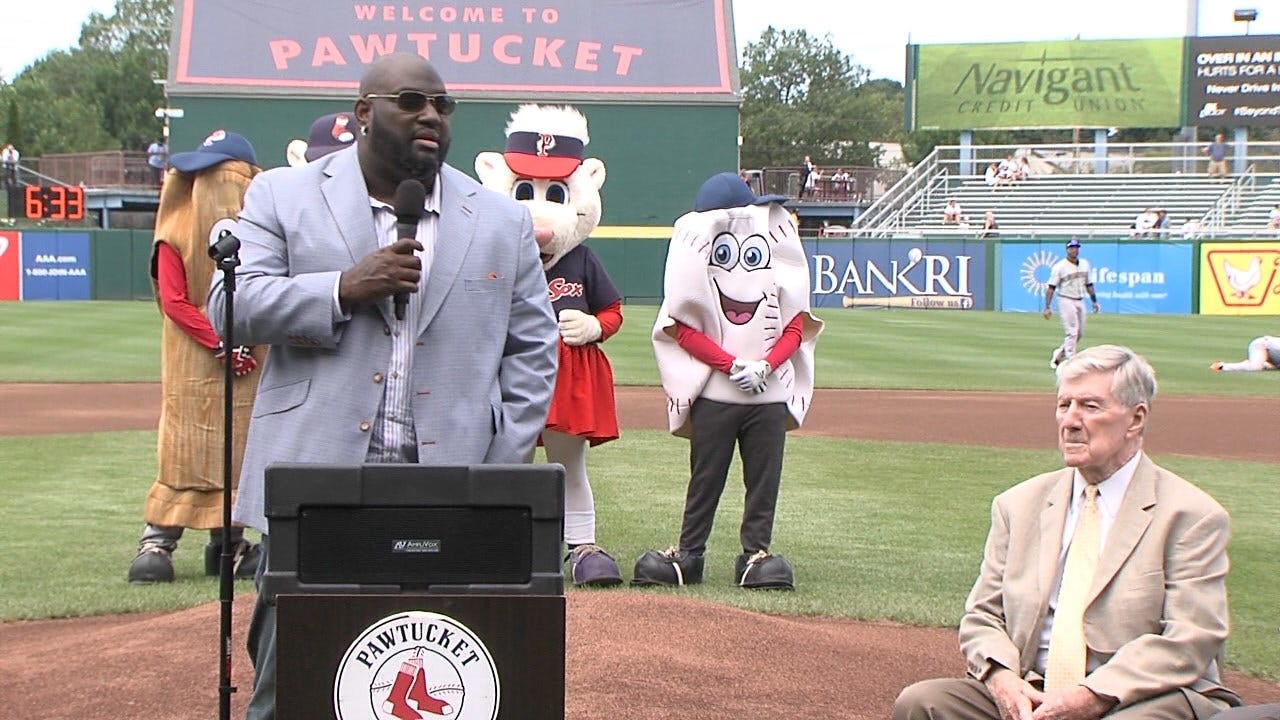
top-left (362, 91), bottom-right (457, 116)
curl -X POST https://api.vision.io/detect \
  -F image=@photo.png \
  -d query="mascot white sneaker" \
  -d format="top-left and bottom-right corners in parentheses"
top-left (476, 105), bottom-right (623, 587)
top-left (633, 172), bottom-right (823, 590)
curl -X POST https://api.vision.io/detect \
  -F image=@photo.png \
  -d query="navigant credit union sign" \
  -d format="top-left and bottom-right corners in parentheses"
top-left (908, 38), bottom-right (1184, 130)
top-left (172, 0), bottom-right (735, 96)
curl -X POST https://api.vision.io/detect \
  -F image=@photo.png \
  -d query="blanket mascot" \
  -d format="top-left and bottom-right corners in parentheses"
top-left (632, 172), bottom-right (823, 590)
top-left (127, 130), bottom-right (265, 583)
top-left (476, 104), bottom-right (624, 586)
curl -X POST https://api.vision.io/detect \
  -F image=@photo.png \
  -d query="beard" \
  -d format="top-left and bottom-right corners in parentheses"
top-left (370, 125), bottom-right (450, 191)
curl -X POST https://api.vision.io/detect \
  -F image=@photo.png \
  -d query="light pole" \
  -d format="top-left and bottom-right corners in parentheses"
top-left (1234, 8), bottom-right (1258, 35)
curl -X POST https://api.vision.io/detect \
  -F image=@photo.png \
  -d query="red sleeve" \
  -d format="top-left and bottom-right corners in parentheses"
top-left (674, 320), bottom-right (735, 373)
top-left (595, 300), bottom-right (623, 342)
top-left (764, 314), bottom-right (805, 369)
top-left (155, 243), bottom-right (221, 350)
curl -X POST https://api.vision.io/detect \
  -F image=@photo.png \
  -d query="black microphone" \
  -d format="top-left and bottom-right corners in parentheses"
top-left (392, 179), bottom-right (426, 321)
top-left (208, 218), bottom-right (241, 262)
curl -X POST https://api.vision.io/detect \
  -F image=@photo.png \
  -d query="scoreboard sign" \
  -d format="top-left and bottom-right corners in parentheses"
top-left (1187, 35), bottom-right (1280, 128)
top-left (22, 185), bottom-right (86, 221)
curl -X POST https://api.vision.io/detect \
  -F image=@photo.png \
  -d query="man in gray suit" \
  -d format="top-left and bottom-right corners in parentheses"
top-left (208, 53), bottom-right (558, 719)
top-left (894, 345), bottom-right (1239, 720)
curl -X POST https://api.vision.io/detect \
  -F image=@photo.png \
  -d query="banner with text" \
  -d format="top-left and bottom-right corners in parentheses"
top-left (1199, 242), bottom-right (1280, 315)
top-left (908, 38), bottom-right (1184, 130)
top-left (806, 239), bottom-right (988, 310)
top-left (1186, 35), bottom-right (1280, 127)
top-left (999, 241), bottom-right (1191, 314)
top-left (20, 233), bottom-right (91, 301)
top-left (172, 0), bottom-right (735, 96)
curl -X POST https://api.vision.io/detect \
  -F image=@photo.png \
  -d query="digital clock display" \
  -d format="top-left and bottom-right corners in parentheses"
top-left (23, 185), bottom-right (85, 221)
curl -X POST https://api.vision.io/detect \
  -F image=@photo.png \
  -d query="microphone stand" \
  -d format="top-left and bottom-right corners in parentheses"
top-left (210, 233), bottom-right (241, 720)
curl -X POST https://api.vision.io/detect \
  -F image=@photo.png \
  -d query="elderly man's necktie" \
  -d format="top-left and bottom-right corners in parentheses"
top-left (1044, 484), bottom-right (1100, 692)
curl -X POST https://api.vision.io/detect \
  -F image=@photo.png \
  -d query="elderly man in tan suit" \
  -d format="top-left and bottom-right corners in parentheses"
top-left (895, 344), bottom-right (1240, 720)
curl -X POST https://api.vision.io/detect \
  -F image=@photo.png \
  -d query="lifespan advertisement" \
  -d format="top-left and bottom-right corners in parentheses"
top-left (1200, 242), bottom-right (1280, 315)
top-left (999, 241), bottom-right (1192, 314)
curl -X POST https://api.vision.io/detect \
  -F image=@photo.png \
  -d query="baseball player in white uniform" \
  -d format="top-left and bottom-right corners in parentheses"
top-left (1043, 238), bottom-right (1099, 368)
top-left (1211, 336), bottom-right (1280, 372)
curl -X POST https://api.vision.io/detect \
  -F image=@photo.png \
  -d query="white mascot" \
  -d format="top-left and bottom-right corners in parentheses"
top-left (476, 104), bottom-right (624, 586)
top-left (632, 172), bottom-right (823, 590)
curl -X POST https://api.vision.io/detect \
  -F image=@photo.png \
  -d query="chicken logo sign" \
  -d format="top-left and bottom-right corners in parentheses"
top-left (334, 611), bottom-right (500, 719)
top-left (1201, 244), bottom-right (1280, 315)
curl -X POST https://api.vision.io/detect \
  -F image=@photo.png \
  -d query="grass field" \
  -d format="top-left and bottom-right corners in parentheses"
top-left (1, 300), bottom-right (1277, 681)
top-left (2, 300), bottom-right (1277, 395)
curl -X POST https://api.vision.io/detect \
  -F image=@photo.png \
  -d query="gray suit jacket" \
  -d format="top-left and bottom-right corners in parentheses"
top-left (959, 454), bottom-right (1239, 716)
top-left (208, 146), bottom-right (557, 532)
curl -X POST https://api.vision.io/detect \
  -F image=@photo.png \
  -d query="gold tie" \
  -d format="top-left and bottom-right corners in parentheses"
top-left (1044, 484), bottom-right (1100, 692)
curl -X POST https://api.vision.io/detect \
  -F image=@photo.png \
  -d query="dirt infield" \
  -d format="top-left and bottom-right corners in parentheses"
top-left (2, 383), bottom-right (1278, 719)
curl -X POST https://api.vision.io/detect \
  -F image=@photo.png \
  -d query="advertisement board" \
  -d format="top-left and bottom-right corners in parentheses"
top-left (999, 241), bottom-right (1191, 314)
top-left (172, 0), bottom-right (735, 96)
top-left (908, 38), bottom-right (1184, 130)
top-left (807, 239), bottom-right (987, 310)
top-left (0, 231), bottom-right (18, 300)
top-left (20, 232), bottom-right (91, 301)
top-left (1200, 242), bottom-right (1280, 315)
top-left (1186, 35), bottom-right (1280, 127)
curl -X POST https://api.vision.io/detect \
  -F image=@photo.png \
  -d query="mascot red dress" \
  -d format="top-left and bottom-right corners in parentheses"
top-left (633, 172), bottom-right (823, 590)
top-left (476, 105), bottom-right (624, 586)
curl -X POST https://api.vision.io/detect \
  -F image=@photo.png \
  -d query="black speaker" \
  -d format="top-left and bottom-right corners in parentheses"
top-left (261, 463), bottom-right (564, 601)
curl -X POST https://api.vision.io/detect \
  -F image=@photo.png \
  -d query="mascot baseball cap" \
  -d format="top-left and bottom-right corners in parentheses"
top-left (694, 171), bottom-right (789, 212)
top-left (503, 131), bottom-right (584, 179)
top-left (170, 130), bottom-right (257, 173)
top-left (304, 112), bottom-right (357, 162)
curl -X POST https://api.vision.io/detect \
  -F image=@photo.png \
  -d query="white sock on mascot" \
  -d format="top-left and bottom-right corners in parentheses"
top-left (632, 172), bottom-right (823, 590)
top-left (476, 104), bottom-right (624, 587)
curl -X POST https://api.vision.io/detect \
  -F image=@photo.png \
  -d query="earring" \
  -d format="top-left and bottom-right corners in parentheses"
top-left (360, 125), bottom-right (368, 136)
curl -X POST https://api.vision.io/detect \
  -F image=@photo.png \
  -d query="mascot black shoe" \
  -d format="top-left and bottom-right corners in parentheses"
top-left (735, 550), bottom-right (794, 590)
top-left (631, 547), bottom-right (704, 587)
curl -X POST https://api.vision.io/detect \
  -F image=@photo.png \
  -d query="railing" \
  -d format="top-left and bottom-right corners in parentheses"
top-left (748, 165), bottom-right (907, 205)
top-left (1198, 168), bottom-right (1256, 238)
top-left (849, 148), bottom-right (945, 235)
top-left (33, 151), bottom-right (156, 188)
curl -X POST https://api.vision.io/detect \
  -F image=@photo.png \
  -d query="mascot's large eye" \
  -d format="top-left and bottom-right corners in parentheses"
top-left (544, 181), bottom-right (569, 204)
top-left (710, 233), bottom-right (739, 270)
top-left (740, 235), bottom-right (772, 270)
top-left (513, 180), bottom-right (535, 201)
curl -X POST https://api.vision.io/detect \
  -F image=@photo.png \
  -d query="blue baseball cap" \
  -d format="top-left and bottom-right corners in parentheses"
top-left (1067, 239), bottom-right (1082, 248)
top-left (693, 171), bottom-right (788, 212)
top-left (170, 130), bottom-right (257, 173)
top-left (304, 112), bottom-right (357, 162)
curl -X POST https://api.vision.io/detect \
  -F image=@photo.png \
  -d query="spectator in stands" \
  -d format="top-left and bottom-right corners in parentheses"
top-left (1015, 155), bottom-right (1033, 181)
top-left (800, 155), bottom-right (815, 198)
top-left (1130, 208), bottom-right (1159, 238)
top-left (830, 167), bottom-right (851, 199)
top-left (984, 162), bottom-right (1009, 192)
top-left (942, 199), bottom-right (965, 225)
top-left (998, 152), bottom-right (1018, 183)
top-left (1181, 218), bottom-right (1201, 240)
top-left (147, 137), bottom-right (168, 186)
top-left (1153, 209), bottom-right (1170, 237)
top-left (1268, 203), bottom-right (1280, 232)
top-left (1, 142), bottom-right (19, 187)
top-left (979, 210), bottom-right (999, 238)
top-left (1205, 133), bottom-right (1228, 178)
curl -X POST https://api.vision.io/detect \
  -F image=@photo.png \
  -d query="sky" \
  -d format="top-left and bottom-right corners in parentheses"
top-left (5, 0), bottom-right (1280, 83)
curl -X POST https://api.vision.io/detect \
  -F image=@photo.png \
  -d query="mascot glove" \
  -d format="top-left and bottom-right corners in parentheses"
top-left (729, 359), bottom-right (771, 394)
top-left (558, 308), bottom-right (602, 346)
top-left (214, 343), bottom-right (258, 377)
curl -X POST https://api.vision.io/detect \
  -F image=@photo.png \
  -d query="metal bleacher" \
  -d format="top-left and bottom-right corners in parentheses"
top-left (847, 141), bottom-right (1280, 240)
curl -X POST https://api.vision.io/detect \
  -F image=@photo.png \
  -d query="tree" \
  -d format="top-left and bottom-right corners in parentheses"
top-left (739, 27), bottom-right (901, 170)
top-left (7, 0), bottom-right (170, 156)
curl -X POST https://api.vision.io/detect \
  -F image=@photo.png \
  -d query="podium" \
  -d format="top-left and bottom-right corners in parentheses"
top-left (264, 464), bottom-right (566, 720)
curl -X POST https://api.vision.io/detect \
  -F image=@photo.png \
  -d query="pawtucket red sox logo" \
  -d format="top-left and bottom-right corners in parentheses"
top-left (334, 611), bottom-right (499, 720)
top-left (547, 277), bottom-right (584, 302)
top-left (535, 133), bottom-right (556, 157)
